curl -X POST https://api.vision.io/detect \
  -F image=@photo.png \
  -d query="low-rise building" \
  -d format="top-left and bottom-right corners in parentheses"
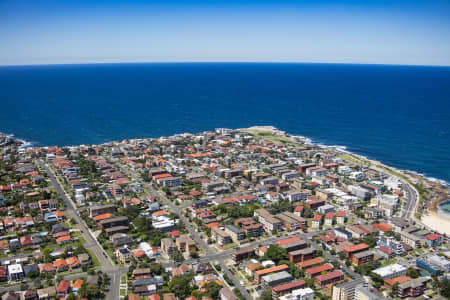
top-left (288, 247), bottom-right (315, 263)
top-left (255, 264), bottom-right (289, 283)
top-left (315, 270), bottom-right (344, 287)
top-left (232, 248), bottom-right (255, 262)
top-left (176, 235), bottom-right (196, 254)
top-left (261, 271), bottom-right (293, 290)
top-left (332, 278), bottom-right (367, 300)
top-left (279, 288), bottom-right (314, 300)
top-left (351, 250), bottom-right (374, 266)
top-left (305, 263), bottom-right (334, 278)
top-left (254, 209), bottom-right (283, 233)
top-left (272, 279), bottom-right (307, 298)
top-left (115, 247), bottom-right (132, 264)
top-left (211, 227), bottom-right (232, 246)
top-left (8, 264), bottom-right (23, 281)
top-left (397, 277), bottom-right (431, 298)
top-left (372, 264), bottom-right (407, 280)
top-left (160, 238), bottom-right (177, 257)
top-left (225, 225), bottom-right (245, 242)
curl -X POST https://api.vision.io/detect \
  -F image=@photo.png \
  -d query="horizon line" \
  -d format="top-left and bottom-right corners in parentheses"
top-left (1, 60), bottom-right (450, 68)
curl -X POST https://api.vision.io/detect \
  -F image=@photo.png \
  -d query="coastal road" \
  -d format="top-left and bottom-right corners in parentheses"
top-left (401, 181), bottom-right (419, 218)
top-left (110, 156), bottom-right (252, 299)
top-left (368, 165), bottom-right (419, 219)
top-left (37, 159), bottom-right (127, 300)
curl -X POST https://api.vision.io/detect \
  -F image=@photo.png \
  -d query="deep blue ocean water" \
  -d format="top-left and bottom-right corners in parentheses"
top-left (1, 63), bottom-right (449, 182)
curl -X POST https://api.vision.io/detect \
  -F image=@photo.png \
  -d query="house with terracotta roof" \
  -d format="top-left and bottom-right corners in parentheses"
top-left (65, 257), bottom-right (81, 270)
top-left (425, 233), bottom-right (441, 247)
top-left (294, 205), bottom-right (304, 217)
top-left (371, 222), bottom-right (393, 233)
top-left (324, 212), bottom-right (334, 226)
top-left (56, 235), bottom-right (72, 245)
top-left (72, 279), bottom-right (83, 294)
top-left (38, 263), bottom-right (55, 273)
top-left (20, 235), bottom-right (32, 247)
top-left (312, 214), bottom-right (322, 228)
top-left (53, 259), bottom-right (68, 272)
top-left (57, 280), bottom-right (70, 298)
top-left (93, 213), bottom-right (113, 222)
top-left (336, 211), bottom-right (346, 224)
top-left (0, 266), bottom-right (7, 282)
top-left (132, 249), bottom-right (146, 260)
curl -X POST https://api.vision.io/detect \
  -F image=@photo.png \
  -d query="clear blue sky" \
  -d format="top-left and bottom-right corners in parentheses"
top-left (1, 0), bottom-right (450, 66)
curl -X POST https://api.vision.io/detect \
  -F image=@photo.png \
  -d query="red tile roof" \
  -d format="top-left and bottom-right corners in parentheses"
top-left (378, 246), bottom-right (394, 255)
top-left (305, 263), bottom-right (334, 275)
top-left (336, 211), bottom-right (346, 217)
top-left (276, 237), bottom-right (301, 246)
top-left (272, 279), bottom-right (306, 292)
top-left (312, 214), bottom-right (323, 221)
top-left (296, 257), bottom-right (325, 269)
top-left (343, 243), bottom-right (369, 254)
top-left (205, 222), bottom-right (221, 228)
top-left (294, 206), bottom-right (304, 212)
top-left (316, 270), bottom-right (344, 282)
top-left (425, 233), bottom-right (441, 241)
top-left (325, 212), bottom-right (335, 219)
top-left (384, 275), bottom-right (411, 286)
top-left (255, 264), bottom-right (289, 276)
top-left (57, 280), bottom-right (70, 292)
top-left (371, 223), bottom-right (393, 232)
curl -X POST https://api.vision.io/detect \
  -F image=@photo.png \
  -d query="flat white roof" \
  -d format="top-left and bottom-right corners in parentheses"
top-left (373, 264), bottom-right (406, 277)
top-left (8, 263), bottom-right (23, 274)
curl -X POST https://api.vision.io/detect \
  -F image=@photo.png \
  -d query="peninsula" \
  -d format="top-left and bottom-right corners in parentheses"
top-left (0, 127), bottom-right (449, 300)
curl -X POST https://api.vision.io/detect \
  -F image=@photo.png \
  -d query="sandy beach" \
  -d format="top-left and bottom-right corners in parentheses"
top-left (421, 211), bottom-right (450, 236)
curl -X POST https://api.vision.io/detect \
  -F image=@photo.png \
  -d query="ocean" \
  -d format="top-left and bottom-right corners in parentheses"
top-left (1, 63), bottom-right (449, 183)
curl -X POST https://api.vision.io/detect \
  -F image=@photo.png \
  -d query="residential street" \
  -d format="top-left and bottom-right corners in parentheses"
top-left (110, 157), bottom-right (253, 299)
top-left (38, 159), bottom-right (127, 300)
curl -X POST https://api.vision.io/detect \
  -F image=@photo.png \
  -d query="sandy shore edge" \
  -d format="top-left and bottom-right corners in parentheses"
top-left (421, 211), bottom-right (450, 235)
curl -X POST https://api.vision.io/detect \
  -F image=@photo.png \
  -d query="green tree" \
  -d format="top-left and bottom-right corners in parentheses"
top-left (203, 281), bottom-right (222, 299)
top-left (440, 278), bottom-right (450, 298)
top-left (173, 251), bottom-right (184, 262)
top-left (78, 284), bottom-right (104, 299)
top-left (168, 273), bottom-right (193, 298)
top-left (303, 207), bottom-right (314, 218)
top-left (392, 283), bottom-right (399, 297)
top-left (363, 235), bottom-right (377, 248)
top-left (259, 288), bottom-right (273, 300)
top-left (263, 245), bottom-right (288, 264)
top-left (406, 268), bottom-right (420, 279)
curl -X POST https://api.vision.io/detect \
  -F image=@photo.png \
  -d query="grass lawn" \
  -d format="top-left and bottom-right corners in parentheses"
top-left (87, 249), bottom-right (101, 267)
top-left (120, 289), bottom-right (126, 297)
top-left (223, 243), bottom-right (238, 250)
top-left (382, 258), bottom-right (398, 266)
top-left (121, 274), bottom-right (127, 284)
top-left (105, 249), bottom-right (115, 262)
top-left (240, 129), bottom-right (301, 146)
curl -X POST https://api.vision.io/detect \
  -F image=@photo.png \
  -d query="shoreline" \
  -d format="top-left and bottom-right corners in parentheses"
top-left (4, 126), bottom-right (449, 186)
top-left (421, 210), bottom-right (450, 236)
top-left (242, 125), bottom-right (450, 234)
top-left (5, 126), bottom-right (450, 229)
